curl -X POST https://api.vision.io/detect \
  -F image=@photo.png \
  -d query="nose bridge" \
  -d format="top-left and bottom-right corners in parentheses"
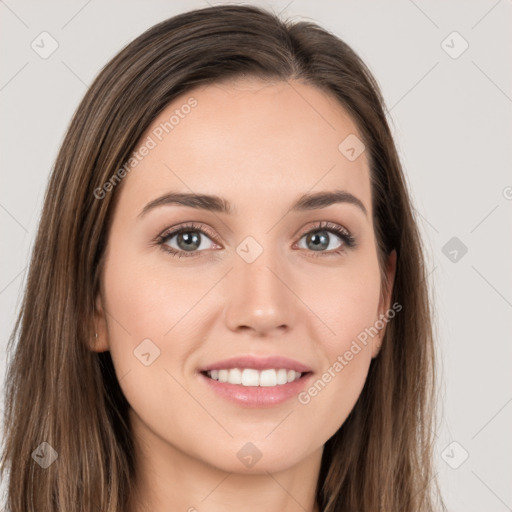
top-left (224, 236), bottom-right (296, 333)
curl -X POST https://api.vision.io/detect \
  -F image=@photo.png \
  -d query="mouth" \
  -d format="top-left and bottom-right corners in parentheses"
top-left (199, 366), bottom-right (314, 408)
top-left (197, 355), bottom-right (314, 406)
top-left (201, 368), bottom-right (311, 387)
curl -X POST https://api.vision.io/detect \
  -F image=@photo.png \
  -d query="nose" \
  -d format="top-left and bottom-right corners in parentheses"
top-left (223, 247), bottom-right (297, 336)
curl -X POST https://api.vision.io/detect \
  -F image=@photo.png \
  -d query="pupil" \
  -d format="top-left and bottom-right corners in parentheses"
top-left (178, 231), bottom-right (200, 251)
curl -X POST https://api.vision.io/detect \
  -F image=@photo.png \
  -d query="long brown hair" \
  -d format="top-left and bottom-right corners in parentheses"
top-left (1, 5), bottom-right (446, 511)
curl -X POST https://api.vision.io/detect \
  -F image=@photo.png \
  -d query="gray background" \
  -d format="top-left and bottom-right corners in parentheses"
top-left (1, 0), bottom-right (511, 510)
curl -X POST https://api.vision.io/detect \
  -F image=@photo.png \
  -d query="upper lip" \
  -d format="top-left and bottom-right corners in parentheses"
top-left (200, 355), bottom-right (313, 373)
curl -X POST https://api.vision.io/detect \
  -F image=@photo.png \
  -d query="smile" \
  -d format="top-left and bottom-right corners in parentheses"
top-left (204, 368), bottom-right (303, 386)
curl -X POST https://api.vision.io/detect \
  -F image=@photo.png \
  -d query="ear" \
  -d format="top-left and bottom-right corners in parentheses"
top-left (90, 291), bottom-right (109, 353)
top-left (372, 249), bottom-right (397, 359)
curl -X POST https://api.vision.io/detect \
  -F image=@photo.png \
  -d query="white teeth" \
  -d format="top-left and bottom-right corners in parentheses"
top-left (228, 368), bottom-right (242, 384)
top-left (206, 368), bottom-right (303, 386)
top-left (242, 368), bottom-right (259, 386)
top-left (259, 369), bottom-right (277, 387)
top-left (276, 368), bottom-right (288, 385)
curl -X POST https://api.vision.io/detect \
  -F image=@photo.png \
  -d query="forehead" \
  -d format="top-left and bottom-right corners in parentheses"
top-left (117, 77), bottom-right (371, 217)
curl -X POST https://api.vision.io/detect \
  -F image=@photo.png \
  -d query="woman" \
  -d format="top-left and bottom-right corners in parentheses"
top-left (1, 4), bottom-right (446, 511)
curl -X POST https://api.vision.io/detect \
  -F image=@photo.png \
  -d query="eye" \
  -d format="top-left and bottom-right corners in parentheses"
top-left (155, 222), bottom-right (219, 258)
top-left (154, 220), bottom-right (356, 259)
top-left (295, 221), bottom-right (356, 256)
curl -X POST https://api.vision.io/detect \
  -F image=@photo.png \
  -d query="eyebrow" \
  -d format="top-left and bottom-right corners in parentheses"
top-left (138, 189), bottom-right (368, 219)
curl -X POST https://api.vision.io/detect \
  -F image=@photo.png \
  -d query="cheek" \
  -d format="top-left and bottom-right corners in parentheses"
top-left (325, 276), bottom-right (381, 355)
top-left (99, 251), bottom-right (207, 444)
top-left (279, 253), bottom-right (382, 439)
top-left (102, 245), bottom-right (209, 347)
top-left (298, 251), bottom-right (382, 352)
top-left (100, 245), bottom-right (226, 413)
top-left (98, 247), bottom-right (181, 392)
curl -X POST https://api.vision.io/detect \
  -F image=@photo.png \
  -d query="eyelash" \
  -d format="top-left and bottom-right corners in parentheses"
top-left (154, 221), bottom-right (356, 259)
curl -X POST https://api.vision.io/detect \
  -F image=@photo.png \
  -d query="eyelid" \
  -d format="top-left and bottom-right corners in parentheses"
top-left (294, 220), bottom-right (351, 239)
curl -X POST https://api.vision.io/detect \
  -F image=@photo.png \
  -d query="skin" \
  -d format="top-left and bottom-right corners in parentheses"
top-left (93, 77), bottom-right (396, 512)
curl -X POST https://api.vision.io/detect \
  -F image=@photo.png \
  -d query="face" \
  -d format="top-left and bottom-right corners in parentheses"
top-left (94, 77), bottom-right (396, 475)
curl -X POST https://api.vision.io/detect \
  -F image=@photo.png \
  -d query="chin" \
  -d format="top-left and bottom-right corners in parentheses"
top-left (198, 439), bottom-right (316, 475)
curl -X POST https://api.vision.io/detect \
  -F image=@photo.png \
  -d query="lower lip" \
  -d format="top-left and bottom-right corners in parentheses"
top-left (199, 372), bottom-right (313, 407)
